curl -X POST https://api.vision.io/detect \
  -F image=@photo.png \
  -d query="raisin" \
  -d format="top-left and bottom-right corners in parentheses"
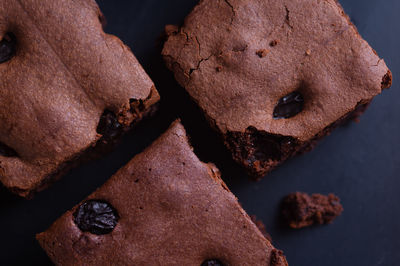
top-left (201, 259), bottom-right (223, 266)
top-left (0, 33), bottom-right (16, 64)
top-left (273, 91), bottom-right (304, 119)
top-left (96, 110), bottom-right (122, 140)
top-left (73, 200), bottom-right (119, 235)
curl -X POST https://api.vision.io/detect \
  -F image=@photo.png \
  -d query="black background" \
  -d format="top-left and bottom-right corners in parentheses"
top-left (1, 0), bottom-right (399, 265)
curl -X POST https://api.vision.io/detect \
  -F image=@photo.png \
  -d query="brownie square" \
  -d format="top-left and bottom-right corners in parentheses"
top-left (0, 0), bottom-right (159, 197)
top-left (37, 121), bottom-right (287, 266)
top-left (162, 0), bottom-right (392, 178)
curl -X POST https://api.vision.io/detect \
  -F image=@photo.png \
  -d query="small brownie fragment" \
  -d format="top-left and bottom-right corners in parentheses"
top-left (281, 192), bottom-right (343, 229)
top-left (270, 249), bottom-right (288, 266)
top-left (256, 49), bottom-right (269, 58)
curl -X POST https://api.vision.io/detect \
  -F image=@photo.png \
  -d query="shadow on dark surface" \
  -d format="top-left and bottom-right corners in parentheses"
top-left (0, 185), bottom-right (21, 208)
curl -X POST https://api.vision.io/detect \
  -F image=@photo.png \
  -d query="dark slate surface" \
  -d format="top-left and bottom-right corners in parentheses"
top-left (1, 1), bottom-right (399, 265)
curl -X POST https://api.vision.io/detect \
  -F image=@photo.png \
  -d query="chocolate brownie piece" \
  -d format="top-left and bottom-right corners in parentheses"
top-left (0, 0), bottom-right (159, 197)
top-left (162, 0), bottom-right (392, 178)
top-left (281, 192), bottom-right (343, 229)
top-left (37, 121), bottom-right (287, 266)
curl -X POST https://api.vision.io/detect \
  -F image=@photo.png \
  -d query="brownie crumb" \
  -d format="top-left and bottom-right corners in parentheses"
top-left (270, 249), bottom-right (288, 266)
top-left (165, 24), bottom-right (179, 36)
top-left (269, 40), bottom-right (279, 47)
top-left (381, 70), bottom-right (392, 89)
top-left (250, 215), bottom-right (272, 242)
top-left (281, 192), bottom-right (343, 229)
top-left (256, 49), bottom-right (270, 58)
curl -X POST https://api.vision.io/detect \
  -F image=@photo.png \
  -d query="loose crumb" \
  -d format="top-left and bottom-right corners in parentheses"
top-left (256, 49), bottom-right (270, 58)
top-left (269, 40), bottom-right (279, 47)
top-left (281, 192), bottom-right (343, 229)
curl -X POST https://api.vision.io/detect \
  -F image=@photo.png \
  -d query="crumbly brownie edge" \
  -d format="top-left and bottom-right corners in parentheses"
top-left (162, 0), bottom-right (393, 180)
top-left (36, 120), bottom-right (289, 266)
top-left (224, 100), bottom-right (372, 179)
top-left (8, 86), bottom-right (160, 198)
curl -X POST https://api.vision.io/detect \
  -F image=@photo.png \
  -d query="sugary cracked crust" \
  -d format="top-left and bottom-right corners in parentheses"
top-left (162, 0), bottom-right (392, 177)
top-left (0, 0), bottom-right (159, 197)
top-left (37, 121), bottom-right (287, 266)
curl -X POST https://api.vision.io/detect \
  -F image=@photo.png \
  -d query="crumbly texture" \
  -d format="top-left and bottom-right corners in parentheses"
top-left (281, 192), bottom-right (344, 229)
top-left (162, 0), bottom-right (392, 178)
top-left (37, 121), bottom-right (287, 266)
top-left (0, 0), bottom-right (159, 197)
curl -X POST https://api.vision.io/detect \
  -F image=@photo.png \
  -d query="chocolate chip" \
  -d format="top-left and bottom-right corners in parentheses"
top-left (201, 259), bottom-right (223, 266)
top-left (0, 33), bottom-right (16, 64)
top-left (96, 110), bottom-right (122, 140)
top-left (273, 91), bottom-right (304, 119)
top-left (73, 200), bottom-right (119, 235)
top-left (0, 142), bottom-right (18, 157)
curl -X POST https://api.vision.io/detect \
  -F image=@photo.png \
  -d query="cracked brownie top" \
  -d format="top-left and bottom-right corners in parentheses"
top-left (163, 0), bottom-right (391, 140)
top-left (0, 0), bottom-right (159, 196)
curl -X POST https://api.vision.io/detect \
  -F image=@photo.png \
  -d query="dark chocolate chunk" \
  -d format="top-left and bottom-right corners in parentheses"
top-left (73, 200), bottom-right (119, 235)
top-left (201, 259), bottom-right (223, 266)
top-left (97, 110), bottom-right (123, 140)
top-left (273, 91), bottom-right (304, 119)
top-left (0, 33), bottom-right (16, 63)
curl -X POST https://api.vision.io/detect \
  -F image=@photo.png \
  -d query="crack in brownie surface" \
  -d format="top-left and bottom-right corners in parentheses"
top-left (163, 0), bottom-right (392, 178)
